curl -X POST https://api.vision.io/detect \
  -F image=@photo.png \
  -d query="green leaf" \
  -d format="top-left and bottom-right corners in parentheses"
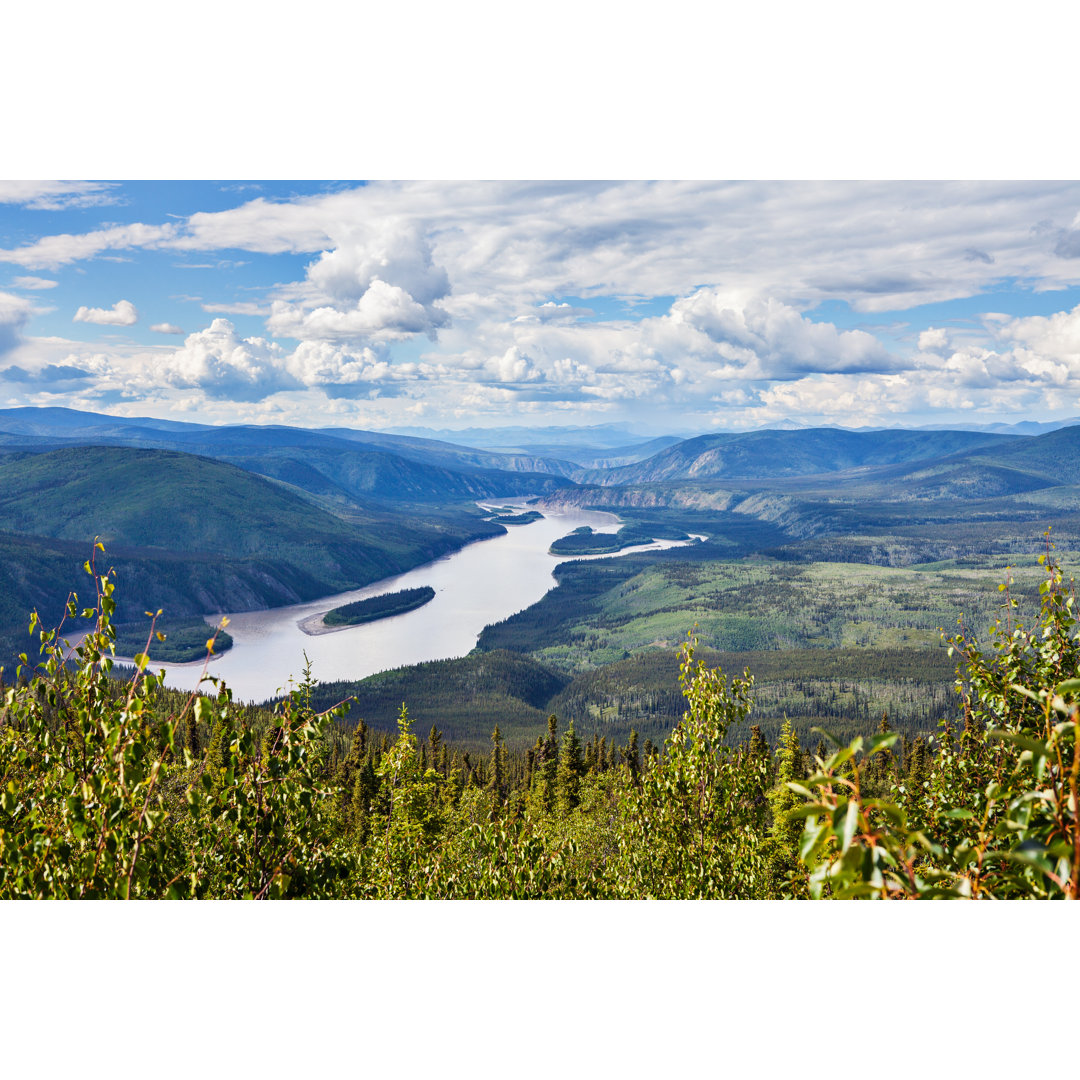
top-left (990, 730), bottom-right (1049, 758)
top-left (839, 800), bottom-right (859, 853)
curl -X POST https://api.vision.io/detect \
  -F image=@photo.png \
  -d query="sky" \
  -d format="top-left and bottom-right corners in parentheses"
top-left (4, 180), bottom-right (1080, 435)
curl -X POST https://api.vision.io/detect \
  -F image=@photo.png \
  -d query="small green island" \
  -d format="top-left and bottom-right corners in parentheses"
top-left (548, 523), bottom-right (691, 556)
top-left (114, 616), bottom-right (233, 663)
top-left (323, 586), bottom-right (436, 627)
top-left (487, 509), bottom-right (543, 525)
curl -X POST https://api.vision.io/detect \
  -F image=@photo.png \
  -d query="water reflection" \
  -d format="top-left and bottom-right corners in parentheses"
top-left (150, 505), bottom-right (699, 702)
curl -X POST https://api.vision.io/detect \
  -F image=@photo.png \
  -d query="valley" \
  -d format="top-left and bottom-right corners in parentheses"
top-left (3, 405), bottom-right (1079, 762)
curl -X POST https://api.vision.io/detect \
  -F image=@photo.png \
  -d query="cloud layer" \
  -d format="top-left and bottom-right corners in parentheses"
top-left (5, 182), bottom-right (1080, 430)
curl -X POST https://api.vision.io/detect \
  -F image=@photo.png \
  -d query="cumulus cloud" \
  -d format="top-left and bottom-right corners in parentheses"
top-left (995, 303), bottom-right (1080, 364)
top-left (669, 290), bottom-right (895, 377)
top-left (74, 299), bottom-right (139, 326)
top-left (284, 341), bottom-right (392, 388)
top-left (150, 322), bottom-right (185, 334)
top-left (159, 319), bottom-right (297, 400)
top-left (268, 280), bottom-right (448, 343)
top-left (0, 291), bottom-right (34, 356)
top-left (917, 327), bottom-right (951, 354)
top-left (266, 220), bottom-right (451, 345)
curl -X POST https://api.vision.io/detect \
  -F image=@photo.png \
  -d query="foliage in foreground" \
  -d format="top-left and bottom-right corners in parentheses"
top-left (1, 549), bottom-right (1078, 899)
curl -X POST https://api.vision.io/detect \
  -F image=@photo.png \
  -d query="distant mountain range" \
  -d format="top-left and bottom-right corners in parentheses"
top-left (4, 404), bottom-right (1080, 672)
top-left (0, 407), bottom-right (578, 504)
top-left (577, 428), bottom-right (1023, 485)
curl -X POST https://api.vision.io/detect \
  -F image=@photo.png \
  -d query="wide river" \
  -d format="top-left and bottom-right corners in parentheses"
top-left (150, 504), bottom-right (700, 702)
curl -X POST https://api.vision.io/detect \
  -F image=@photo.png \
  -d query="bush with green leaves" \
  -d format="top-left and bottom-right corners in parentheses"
top-left (0, 550), bottom-right (352, 899)
top-left (791, 547), bottom-right (1080, 898)
top-left (4, 543), bottom-right (1078, 899)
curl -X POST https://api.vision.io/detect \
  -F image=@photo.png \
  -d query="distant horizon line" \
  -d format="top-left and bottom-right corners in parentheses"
top-left (2, 402), bottom-right (1078, 442)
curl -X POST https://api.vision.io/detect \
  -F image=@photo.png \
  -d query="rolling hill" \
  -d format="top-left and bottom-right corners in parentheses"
top-left (0, 445), bottom-right (508, 670)
top-left (0, 407), bottom-right (580, 501)
top-left (580, 427), bottom-right (1021, 485)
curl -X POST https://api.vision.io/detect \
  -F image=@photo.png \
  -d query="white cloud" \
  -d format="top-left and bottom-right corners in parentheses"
top-left (150, 322), bottom-right (185, 334)
top-left (10, 276), bottom-right (58, 290)
top-left (13, 182), bottom-right (1080, 429)
top-left (917, 327), bottom-right (950, 354)
top-left (668, 290), bottom-right (895, 377)
top-left (0, 291), bottom-right (35, 356)
top-left (201, 302), bottom-right (269, 316)
top-left (268, 279), bottom-right (448, 343)
top-left (515, 301), bottom-right (595, 324)
top-left (996, 303), bottom-right (1080, 366)
top-left (14, 181), bottom-right (1080, 313)
top-left (284, 341), bottom-right (391, 388)
top-left (0, 181), bottom-right (122, 210)
top-left (0, 223), bottom-right (176, 270)
top-left (265, 220), bottom-right (451, 346)
top-left (74, 299), bottom-right (139, 326)
top-left (158, 318), bottom-right (296, 400)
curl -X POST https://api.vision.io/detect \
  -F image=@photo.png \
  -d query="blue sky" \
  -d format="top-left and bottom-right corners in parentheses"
top-left (4, 180), bottom-right (1080, 434)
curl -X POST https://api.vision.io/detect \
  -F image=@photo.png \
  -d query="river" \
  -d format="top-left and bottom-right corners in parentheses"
top-left (148, 504), bottom-right (701, 702)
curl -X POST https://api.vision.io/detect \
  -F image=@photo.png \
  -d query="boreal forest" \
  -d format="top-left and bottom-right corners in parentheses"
top-left (2, 407), bottom-right (1080, 898)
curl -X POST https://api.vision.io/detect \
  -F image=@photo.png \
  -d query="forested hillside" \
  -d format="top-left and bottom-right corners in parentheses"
top-left (579, 427), bottom-right (1018, 484)
top-left (0, 444), bottom-right (506, 671)
top-left (2, 553), bottom-right (1077, 899)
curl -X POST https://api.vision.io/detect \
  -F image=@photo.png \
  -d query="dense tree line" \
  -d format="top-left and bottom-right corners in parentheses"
top-left (324, 587), bottom-right (436, 627)
top-left (2, 548), bottom-right (1078, 899)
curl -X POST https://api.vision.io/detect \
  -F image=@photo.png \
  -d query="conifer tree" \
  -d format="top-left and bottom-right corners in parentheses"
top-left (625, 729), bottom-right (641, 786)
top-left (489, 725), bottom-right (506, 810)
top-left (540, 716), bottom-right (559, 812)
top-left (866, 712), bottom-right (893, 794)
top-left (765, 717), bottom-right (806, 897)
top-left (643, 738), bottom-right (656, 769)
top-left (351, 767), bottom-right (371, 842)
top-left (748, 724), bottom-right (769, 762)
top-left (186, 708), bottom-right (200, 758)
top-left (557, 719), bottom-right (584, 813)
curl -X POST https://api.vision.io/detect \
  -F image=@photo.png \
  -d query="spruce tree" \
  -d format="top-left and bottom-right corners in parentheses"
top-left (857, 712), bottom-right (894, 798)
top-left (540, 715), bottom-right (559, 812)
top-left (766, 717), bottom-right (806, 897)
top-left (186, 707), bottom-right (200, 758)
top-left (557, 720), bottom-right (583, 813)
top-left (625, 729), bottom-right (641, 786)
top-left (489, 725), bottom-right (506, 810)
